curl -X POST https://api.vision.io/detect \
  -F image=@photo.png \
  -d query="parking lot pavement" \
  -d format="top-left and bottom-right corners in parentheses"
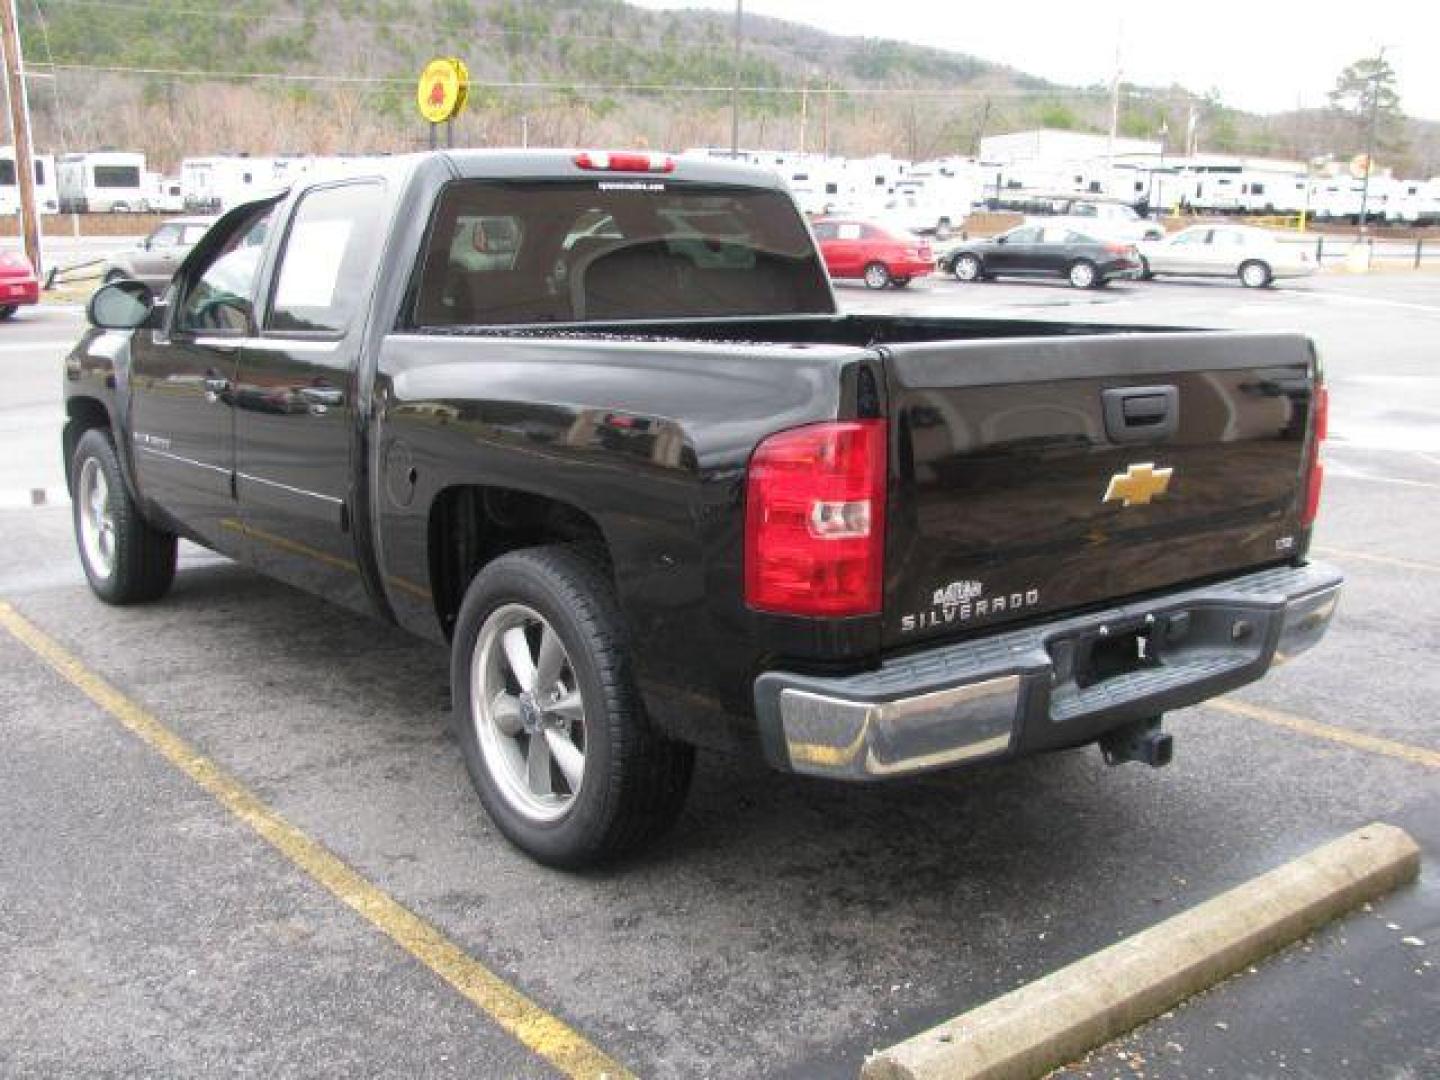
top-left (2, 280), bottom-right (1437, 1077)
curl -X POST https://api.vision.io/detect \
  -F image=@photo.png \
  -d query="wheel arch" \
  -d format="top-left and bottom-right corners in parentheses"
top-left (426, 483), bottom-right (613, 643)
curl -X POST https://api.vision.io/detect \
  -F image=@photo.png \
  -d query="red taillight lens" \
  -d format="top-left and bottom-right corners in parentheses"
top-left (1301, 384), bottom-right (1327, 527)
top-left (1105, 242), bottom-right (1131, 255)
top-left (745, 420), bottom-right (887, 617)
top-left (573, 151), bottom-right (676, 173)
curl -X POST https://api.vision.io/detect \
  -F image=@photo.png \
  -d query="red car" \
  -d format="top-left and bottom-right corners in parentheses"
top-left (0, 249), bottom-right (39, 319)
top-left (811, 218), bottom-right (933, 289)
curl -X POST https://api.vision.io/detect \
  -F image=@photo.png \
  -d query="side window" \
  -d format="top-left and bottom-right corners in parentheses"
top-left (811, 221), bottom-right (838, 241)
top-left (176, 207), bottom-right (274, 334)
top-left (1172, 230), bottom-right (1209, 246)
top-left (148, 225), bottom-right (181, 249)
top-left (1211, 230), bottom-right (1244, 247)
top-left (267, 183), bottom-right (386, 335)
top-left (1006, 227), bottom-right (1041, 244)
top-left (836, 222), bottom-right (862, 241)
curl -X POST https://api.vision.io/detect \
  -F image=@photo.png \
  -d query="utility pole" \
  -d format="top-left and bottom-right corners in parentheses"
top-left (1356, 47), bottom-right (1385, 237)
top-left (820, 78), bottom-right (831, 157)
top-left (729, 0), bottom-right (743, 158)
top-left (973, 97), bottom-right (991, 157)
top-left (797, 74), bottom-right (808, 156)
top-left (0, 0), bottom-right (41, 277)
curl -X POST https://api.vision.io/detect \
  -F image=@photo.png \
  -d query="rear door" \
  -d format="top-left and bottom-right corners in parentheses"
top-left (235, 180), bottom-right (387, 613)
top-left (880, 331), bottom-right (1316, 649)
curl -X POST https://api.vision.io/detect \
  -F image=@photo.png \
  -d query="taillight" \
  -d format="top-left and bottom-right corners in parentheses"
top-left (1301, 383), bottom-right (1327, 527)
top-left (745, 420), bottom-right (887, 617)
top-left (573, 151), bottom-right (675, 173)
top-left (1105, 242), bottom-right (1131, 255)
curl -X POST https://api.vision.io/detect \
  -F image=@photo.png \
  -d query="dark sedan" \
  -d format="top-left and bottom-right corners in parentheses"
top-left (939, 224), bottom-right (1141, 288)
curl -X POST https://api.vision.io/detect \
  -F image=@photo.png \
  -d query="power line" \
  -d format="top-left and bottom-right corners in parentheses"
top-left (29, 59), bottom-right (1121, 101)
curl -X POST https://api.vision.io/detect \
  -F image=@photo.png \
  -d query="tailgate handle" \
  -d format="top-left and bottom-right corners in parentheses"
top-left (1103, 385), bottom-right (1178, 444)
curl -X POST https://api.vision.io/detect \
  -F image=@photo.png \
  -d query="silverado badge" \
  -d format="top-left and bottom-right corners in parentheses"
top-left (1103, 463), bottom-right (1173, 507)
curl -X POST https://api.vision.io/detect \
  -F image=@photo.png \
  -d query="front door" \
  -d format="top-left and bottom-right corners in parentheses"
top-left (235, 180), bottom-right (387, 613)
top-left (127, 203), bottom-right (274, 553)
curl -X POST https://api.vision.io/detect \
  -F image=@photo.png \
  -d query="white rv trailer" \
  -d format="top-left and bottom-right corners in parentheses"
top-left (0, 148), bottom-right (59, 214)
top-left (57, 151), bottom-right (147, 212)
top-left (180, 155), bottom-right (291, 213)
top-left (1386, 179), bottom-right (1440, 225)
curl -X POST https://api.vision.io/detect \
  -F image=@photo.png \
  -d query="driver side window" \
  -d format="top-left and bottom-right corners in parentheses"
top-left (175, 207), bottom-right (273, 334)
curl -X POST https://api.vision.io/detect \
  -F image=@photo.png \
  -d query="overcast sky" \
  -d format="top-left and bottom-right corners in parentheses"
top-left (630, 0), bottom-right (1440, 122)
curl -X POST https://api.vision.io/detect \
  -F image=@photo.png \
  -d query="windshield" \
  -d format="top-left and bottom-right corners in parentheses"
top-left (412, 180), bottom-right (832, 326)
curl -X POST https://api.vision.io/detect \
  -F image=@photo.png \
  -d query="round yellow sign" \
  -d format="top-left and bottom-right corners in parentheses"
top-left (417, 58), bottom-right (469, 124)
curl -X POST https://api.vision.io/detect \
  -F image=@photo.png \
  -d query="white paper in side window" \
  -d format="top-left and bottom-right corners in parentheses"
top-left (274, 219), bottom-right (353, 310)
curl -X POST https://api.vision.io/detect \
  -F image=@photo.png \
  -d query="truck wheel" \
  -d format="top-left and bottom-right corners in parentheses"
top-left (862, 261), bottom-right (891, 289)
top-left (0, 304), bottom-right (16, 320)
top-left (71, 427), bottom-right (177, 604)
top-left (952, 254), bottom-right (982, 282)
top-left (451, 545), bottom-right (695, 868)
top-left (1068, 260), bottom-right (1099, 288)
top-left (891, 276), bottom-right (912, 288)
top-left (1239, 260), bottom-right (1272, 288)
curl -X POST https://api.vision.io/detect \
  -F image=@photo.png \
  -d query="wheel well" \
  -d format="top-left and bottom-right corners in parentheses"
top-left (64, 397), bottom-right (111, 488)
top-left (428, 485), bottom-right (611, 640)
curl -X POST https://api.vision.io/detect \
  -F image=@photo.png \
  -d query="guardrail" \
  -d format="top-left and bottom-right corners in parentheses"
top-left (1289, 236), bottom-right (1439, 269)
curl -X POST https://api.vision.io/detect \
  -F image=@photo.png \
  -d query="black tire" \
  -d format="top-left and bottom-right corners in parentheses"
top-left (891, 276), bottom-right (912, 288)
top-left (70, 427), bottom-right (177, 604)
top-left (1139, 256), bottom-right (1154, 281)
top-left (104, 269), bottom-right (128, 285)
top-left (1239, 260), bottom-right (1272, 288)
top-left (862, 261), bottom-right (891, 289)
top-left (0, 304), bottom-right (16, 320)
top-left (1067, 259), bottom-right (1099, 289)
top-left (952, 253), bottom-right (983, 283)
top-left (450, 545), bottom-right (695, 868)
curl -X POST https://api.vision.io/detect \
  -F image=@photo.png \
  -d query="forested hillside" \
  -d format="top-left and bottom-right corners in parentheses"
top-left (16, 0), bottom-right (1439, 176)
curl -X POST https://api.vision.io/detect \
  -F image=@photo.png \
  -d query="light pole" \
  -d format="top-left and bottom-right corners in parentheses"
top-left (729, 0), bottom-right (743, 158)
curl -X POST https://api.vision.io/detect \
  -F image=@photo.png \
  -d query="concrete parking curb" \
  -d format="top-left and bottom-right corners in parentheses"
top-left (861, 823), bottom-right (1420, 1080)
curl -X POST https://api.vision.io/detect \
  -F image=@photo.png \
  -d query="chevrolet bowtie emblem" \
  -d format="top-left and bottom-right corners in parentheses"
top-left (1103, 463), bottom-right (1173, 507)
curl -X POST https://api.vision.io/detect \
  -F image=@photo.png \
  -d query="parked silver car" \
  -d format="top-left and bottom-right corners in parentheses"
top-left (103, 216), bottom-right (216, 291)
top-left (1138, 225), bottom-right (1315, 288)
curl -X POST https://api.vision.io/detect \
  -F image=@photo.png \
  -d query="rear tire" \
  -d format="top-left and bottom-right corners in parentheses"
top-left (891, 276), bottom-right (912, 288)
top-left (1068, 259), bottom-right (1098, 288)
top-left (71, 427), bottom-right (176, 604)
top-left (1239, 260), bottom-right (1272, 288)
top-left (0, 304), bottom-right (16, 320)
top-left (862, 261), bottom-right (891, 289)
top-left (1139, 256), bottom-right (1154, 281)
top-left (450, 545), bottom-right (695, 868)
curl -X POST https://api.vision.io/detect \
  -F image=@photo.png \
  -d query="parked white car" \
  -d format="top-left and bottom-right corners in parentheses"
top-left (1138, 225), bottom-right (1316, 288)
top-left (1044, 199), bottom-right (1165, 244)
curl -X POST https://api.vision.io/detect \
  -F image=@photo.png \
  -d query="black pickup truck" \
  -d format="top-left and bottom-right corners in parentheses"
top-left (66, 150), bottom-right (1340, 866)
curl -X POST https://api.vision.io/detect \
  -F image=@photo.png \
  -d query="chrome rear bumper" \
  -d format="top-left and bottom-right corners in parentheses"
top-left (753, 562), bottom-right (1342, 780)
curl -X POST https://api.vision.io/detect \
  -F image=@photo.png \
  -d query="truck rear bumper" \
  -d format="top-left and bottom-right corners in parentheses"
top-left (753, 561), bottom-right (1342, 780)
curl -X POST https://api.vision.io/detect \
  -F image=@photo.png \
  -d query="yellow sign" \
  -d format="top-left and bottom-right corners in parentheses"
top-left (417, 58), bottom-right (469, 124)
top-left (1349, 154), bottom-right (1372, 180)
top-left (1103, 463), bottom-right (1173, 508)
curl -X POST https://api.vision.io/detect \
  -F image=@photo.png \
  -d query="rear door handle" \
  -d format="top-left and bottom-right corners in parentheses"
top-left (1103, 385), bottom-right (1178, 444)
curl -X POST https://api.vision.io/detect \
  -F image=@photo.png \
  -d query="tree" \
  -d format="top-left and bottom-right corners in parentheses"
top-left (1328, 54), bottom-right (1405, 154)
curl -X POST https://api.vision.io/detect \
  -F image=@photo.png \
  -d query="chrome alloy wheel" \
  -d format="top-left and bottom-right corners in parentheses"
top-left (77, 456), bottom-right (116, 579)
top-left (471, 603), bottom-right (587, 823)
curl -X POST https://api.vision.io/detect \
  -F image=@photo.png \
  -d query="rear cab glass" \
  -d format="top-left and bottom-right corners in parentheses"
top-left (410, 180), bottom-right (832, 326)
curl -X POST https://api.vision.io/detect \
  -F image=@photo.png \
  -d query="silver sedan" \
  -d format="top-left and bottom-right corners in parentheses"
top-left (1138, 225), bottom-right (1316, 288)
top-left (103, 217), bottom-right (216, 292)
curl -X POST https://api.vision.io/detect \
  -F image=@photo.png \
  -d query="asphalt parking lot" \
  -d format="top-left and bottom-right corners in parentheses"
top-left (1, 274), bottom-right (1436, 1079)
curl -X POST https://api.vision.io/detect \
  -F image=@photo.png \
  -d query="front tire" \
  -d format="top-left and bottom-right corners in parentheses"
top-left (952, 253), bottom-right (983, 282)
top-left (1139, 256), bottom-right (1154, 281)
top-left (862, 261), bottom-right (891, 289)
top-left (0, 304), bottom-right (16, 320)
top-left (71, 427), bottom-right (176, 604)
top-left (1239, 260), bottom-right (1272, 288)
top-left (450, 546), bottom-right (694, 868)
top-left (1068, 259), bottom-right (1099, 288)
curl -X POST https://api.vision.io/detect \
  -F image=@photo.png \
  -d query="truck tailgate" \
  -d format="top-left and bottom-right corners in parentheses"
top-left (882, 330), bottom-right (1318, 649)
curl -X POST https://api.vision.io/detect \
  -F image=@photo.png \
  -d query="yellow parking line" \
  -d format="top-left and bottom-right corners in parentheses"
top-left (1212, 697), bottom-right (1440, 770)
top-left (1314, 544), bottom-right (1440, 575)
top-left (0, 600), bottom-right (633, 1080)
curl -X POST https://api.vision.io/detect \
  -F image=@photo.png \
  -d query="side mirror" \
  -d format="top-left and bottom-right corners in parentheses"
top-left (88, 280), bottom-right (156, 330)
top-left (995, 235), bottom-right (1007, 245)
